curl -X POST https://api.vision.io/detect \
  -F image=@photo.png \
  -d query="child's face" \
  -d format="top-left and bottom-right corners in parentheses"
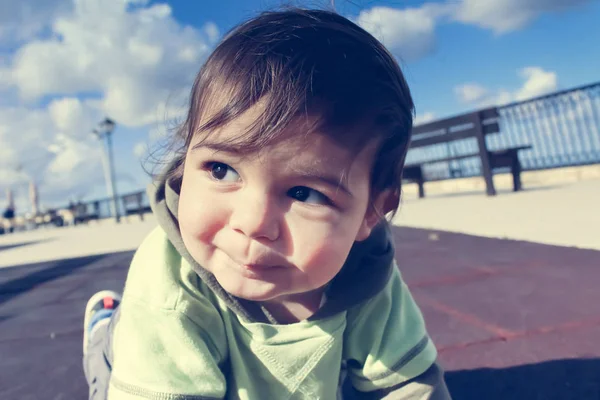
top-left (178, 107), bottom-right (384, 304)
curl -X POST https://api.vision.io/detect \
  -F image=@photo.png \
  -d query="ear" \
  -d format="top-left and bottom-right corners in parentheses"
top-left (355, 189), bottom-right (399, 241)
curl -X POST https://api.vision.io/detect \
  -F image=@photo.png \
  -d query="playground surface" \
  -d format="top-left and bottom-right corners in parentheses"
top-left (1, 179), bottom-right (599, 399)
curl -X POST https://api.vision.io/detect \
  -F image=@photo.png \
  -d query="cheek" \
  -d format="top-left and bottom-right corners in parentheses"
top-left (179, 177), bottom-right (228, 245)
top-left (289, 218), bottom-right (359, 276)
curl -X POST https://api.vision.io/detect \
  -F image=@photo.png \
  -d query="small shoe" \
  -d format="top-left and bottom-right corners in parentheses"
top-left (83, 290), bottom-right (121, 355)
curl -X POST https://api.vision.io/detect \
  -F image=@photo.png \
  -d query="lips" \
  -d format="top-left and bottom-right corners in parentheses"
top-left (235, 261), bottom-right (281, 274)
top-left (241, 263), bottom-right (275, 275)
top-left (230, 254), bottom-right (286, 271)
top-left (221, 250), bottom-right (286, 278)
top-left (230, 260), bottom-right (282, 279)
top-left (243, 263), bottom-right (276, 270)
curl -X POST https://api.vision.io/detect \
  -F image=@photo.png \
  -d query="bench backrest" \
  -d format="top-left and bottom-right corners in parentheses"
top-left (408, 107), bottom-right (500, 195)
top-left (410, 107), bottom-right (499, 149)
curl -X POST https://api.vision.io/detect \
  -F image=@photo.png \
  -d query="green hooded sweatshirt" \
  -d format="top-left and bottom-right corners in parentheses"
top-left (107, 177), bottom-right (450, 399)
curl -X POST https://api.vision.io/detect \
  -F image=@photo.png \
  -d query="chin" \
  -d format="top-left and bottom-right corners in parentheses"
top-left (217, 277), bottom-right (283, 302)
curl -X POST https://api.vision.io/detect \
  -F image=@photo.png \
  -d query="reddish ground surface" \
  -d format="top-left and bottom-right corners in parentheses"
top-left (1, 227), bottom-right (599, 399)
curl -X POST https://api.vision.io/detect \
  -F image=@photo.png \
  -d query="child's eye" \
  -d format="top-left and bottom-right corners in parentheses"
top-left (207, 162), bottom-right (240, 182)
top-left (288, 186), bottom-right (329, 205)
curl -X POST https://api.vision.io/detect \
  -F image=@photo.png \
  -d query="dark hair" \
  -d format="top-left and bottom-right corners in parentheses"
top-left (165, 7), bottom-right (414, 210)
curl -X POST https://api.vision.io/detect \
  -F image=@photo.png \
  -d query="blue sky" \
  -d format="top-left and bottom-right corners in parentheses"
top-left (0, 0), bottom-right (599, 210)
top-left (162, 0), bottom-right (600, 117)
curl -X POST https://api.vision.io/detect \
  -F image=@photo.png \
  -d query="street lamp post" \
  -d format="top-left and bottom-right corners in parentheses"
top-left (92, 118), bottom-right (120, 223)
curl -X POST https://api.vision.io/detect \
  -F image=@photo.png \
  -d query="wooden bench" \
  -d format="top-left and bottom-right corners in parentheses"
top-left (122, 192), bottom-right (151, 221)
top-left (73, 201), bottom-right (100, 224)
top-left (403, 108), bottom-right (532, 197)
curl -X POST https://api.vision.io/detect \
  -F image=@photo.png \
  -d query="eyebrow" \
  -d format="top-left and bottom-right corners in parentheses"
top-left (298, 171), bottom-right (353, 198)
top-left (190, 142), bottom-right (244, 154)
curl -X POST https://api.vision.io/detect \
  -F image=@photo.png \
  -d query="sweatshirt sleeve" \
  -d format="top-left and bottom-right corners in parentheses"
top-left (343, 265), bottom-right (451, 399)
top-left (107, 227), bottom-right (229, 399)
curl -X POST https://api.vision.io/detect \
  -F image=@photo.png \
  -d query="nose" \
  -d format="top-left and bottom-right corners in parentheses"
top-left (228, 189), bottom-right (280, 241)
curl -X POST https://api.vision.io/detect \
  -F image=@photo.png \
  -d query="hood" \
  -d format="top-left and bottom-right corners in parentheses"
top-left (148, 172), bottom-right (394, 324)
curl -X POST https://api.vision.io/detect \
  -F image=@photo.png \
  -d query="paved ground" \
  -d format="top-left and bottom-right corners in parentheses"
top-left (392, 227), bottom-right (600, 399)
top-left (396, 179), bottom-right (600, 250)
top-left (1, 224), bottom-right (599, 399)
top-left (0, 218), bottom-right (157, 269)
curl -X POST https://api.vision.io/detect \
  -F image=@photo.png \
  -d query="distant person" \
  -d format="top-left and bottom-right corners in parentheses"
top-left (82, 8), bottom-right (450, 400)
top-left (2, 206), bottom-right (14, 220)
top-left (2, 206), bottom-right (15, 233)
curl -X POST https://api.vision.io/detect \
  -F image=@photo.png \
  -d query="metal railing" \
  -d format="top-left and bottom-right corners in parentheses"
top-left (405, 81), bottom-right (600, 180)
top-left (60, 189), bottom-right (151, 221)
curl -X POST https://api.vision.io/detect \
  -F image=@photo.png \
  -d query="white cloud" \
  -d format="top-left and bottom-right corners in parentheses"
top-left (6, 0), bottom-right (218, 126)
top-left (514, 67), bottom-right (558, 101)
top-left (354, 0), bottom-right (591, 63)
top-left (0, 105), bottom-right (105, 206)
top-left (356, 4), bottom-right (446, 61)
top-left (451, 0), bottom-right (591, 34)
top-left (352, 0), bottom-right (591, 63)
top-left (414, 112), bottom-right (437, 125)
top-left (0, 107), bottom-right (54, 170)
top-left (0, 0), bottom-right (72, 45)
top-left (46, 135), bottom-right (97, 176)
top-left (48, 97), bottom-right (102, 138)
top-left (0, 0), bottom-right (220, 208)
top-left (133, 142), bottom-right (148, 160)
top-left (454, 66), bottom-right (558, 108)
top-left (454, 84), bottom-right (489, 104)
top-left (203, 22), bottom-right (220, 43)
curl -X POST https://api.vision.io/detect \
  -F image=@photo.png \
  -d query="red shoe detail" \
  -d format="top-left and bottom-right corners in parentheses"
top-left (103, 296), bottom-right (115, 309)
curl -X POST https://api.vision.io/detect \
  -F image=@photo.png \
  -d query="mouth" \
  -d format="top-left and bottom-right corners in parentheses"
top-left (216, 246), bottom-right (288, 279)
top-left (233, 262), bottom-right (283, 279)
top-left (224, 252), bottom-right (285, 279)
top-left (243, 262), bottom-right (273, 270)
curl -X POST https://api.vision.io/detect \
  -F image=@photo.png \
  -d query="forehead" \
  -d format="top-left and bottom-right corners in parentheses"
top-left (265, 133), bottom-right (358, 176)
top-left (190, 105), bottom-right (378, 177)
